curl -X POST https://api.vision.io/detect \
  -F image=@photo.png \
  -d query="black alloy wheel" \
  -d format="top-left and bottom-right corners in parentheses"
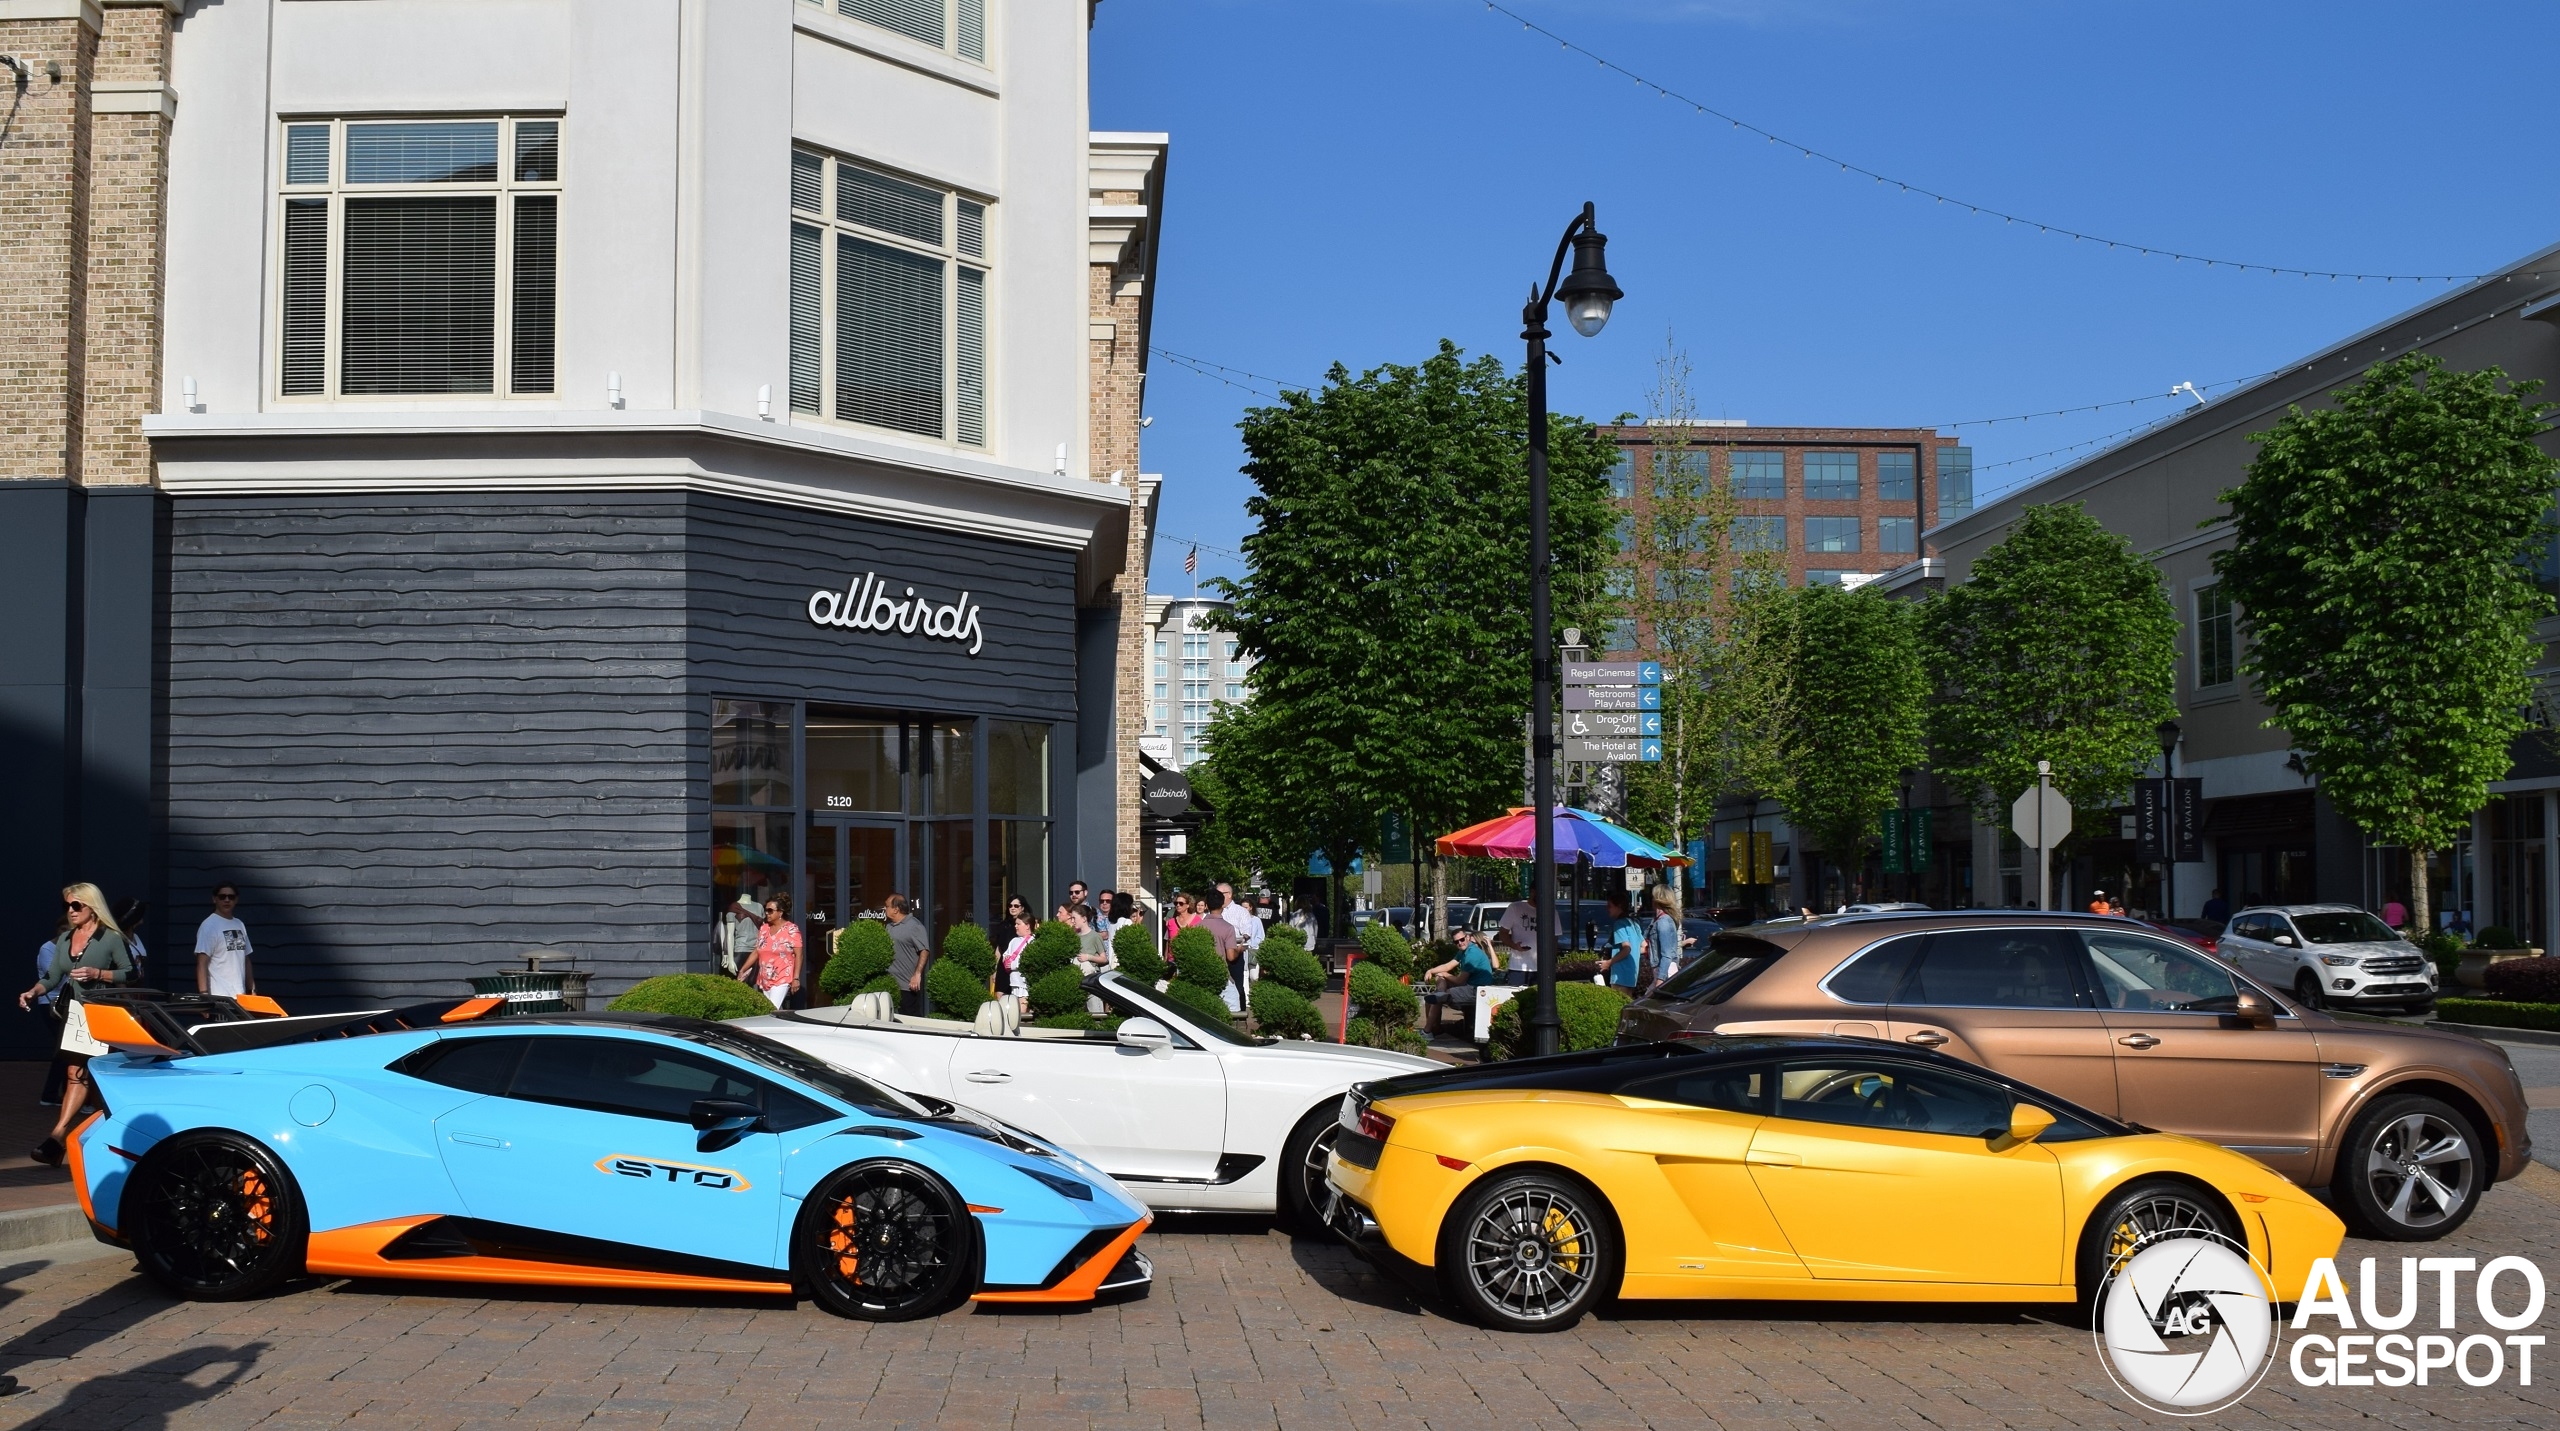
top-left (795, 1161), bottom-right (978, 1321)
top-left (2077, 1178), bottom-right (2240, 1302)
top-left (1279, 1107), bottom-right (1342, 1233)
top-left (1437, 1171), bottom-right (1619, 1332)
top-left (128, 1132), bottom-right (308, 1301)
top-left (2335, 1094), bottom-right (2483, 1241)
top-left (2292, 972), bottom-right (2325, 1012)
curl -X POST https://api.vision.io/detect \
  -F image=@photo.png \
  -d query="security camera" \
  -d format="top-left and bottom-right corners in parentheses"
top-left (1139, 416), bottom-right (1154, 428)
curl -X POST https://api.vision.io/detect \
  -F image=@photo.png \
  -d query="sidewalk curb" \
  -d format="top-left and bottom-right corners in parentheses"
top-left (0, 1203), bottom-right (88, 1255)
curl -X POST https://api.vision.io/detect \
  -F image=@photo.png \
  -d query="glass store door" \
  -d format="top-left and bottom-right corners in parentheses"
top-left (807, 820), bottom-right (903, 990)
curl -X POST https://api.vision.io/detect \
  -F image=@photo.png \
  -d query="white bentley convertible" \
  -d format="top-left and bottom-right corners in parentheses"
top-left (734, 971), bottom-right (1438, 1224)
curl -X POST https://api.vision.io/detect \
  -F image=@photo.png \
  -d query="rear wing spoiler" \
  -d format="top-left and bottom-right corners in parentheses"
top-left (77, 989), bottom-right (507, 1059)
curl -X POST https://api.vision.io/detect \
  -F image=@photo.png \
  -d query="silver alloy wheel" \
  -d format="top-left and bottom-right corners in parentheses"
top-left (1464, 1184), bottom-right (1600, 1324)
top-left (2100, 1190), bottom-right (2224, 1274)
top-left (2364, 1110), bottom-right (2474, 1231)
top-left (1299, 1123), bottom-right (1340, 1222)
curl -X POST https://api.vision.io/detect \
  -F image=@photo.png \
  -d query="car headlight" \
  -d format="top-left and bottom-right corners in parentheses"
top-left (1015, 1165), bottom-right (1094, 1202)
top-left (2318, 955), bottom-right (2360, 967)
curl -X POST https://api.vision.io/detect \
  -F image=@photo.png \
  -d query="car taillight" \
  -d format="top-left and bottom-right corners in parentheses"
top-left (1358, 1107), bottom-right (1396, 1143)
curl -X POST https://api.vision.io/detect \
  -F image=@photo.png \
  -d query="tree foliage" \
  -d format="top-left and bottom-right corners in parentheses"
top-left (1777, 585), bottom-right (1928, 876)
top-left (1921, 503), bottom-right (2179, 817)
top-left (2214, 355), bottom-right (2557, 931)
top-left (1205, 342), bottom-right (1618, 896)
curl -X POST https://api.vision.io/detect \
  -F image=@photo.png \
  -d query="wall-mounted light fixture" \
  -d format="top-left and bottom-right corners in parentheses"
top-left (607, 371), bottom-right (623, 410)
top-left (757, 384), bottom-right (773, 421)
top-left (181, 377), bottom-right (201, 414)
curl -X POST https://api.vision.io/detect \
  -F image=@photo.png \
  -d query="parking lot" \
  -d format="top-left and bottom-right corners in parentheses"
top-left (0, 1170), bottom-right (2552, 1431)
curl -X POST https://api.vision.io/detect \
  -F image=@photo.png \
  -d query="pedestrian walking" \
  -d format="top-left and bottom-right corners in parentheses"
top-left (19, 883), bottom-right (137, 1165)
top-left (1067, 880), bottom-right (1091, 915)
top-left (1603, 892), bottom-right (1643, 991)
top-left (1492, 888), bottom-right (1550, 986)
top-left (1068, 902), bottom-right (1112, 974)
top-left (196, 883), bottom-right (255, 996)
top-left (885, 893), bottom-right (933, 1016)
top-left (735, 892), bottom-right (801, 1008)
top-left (1218, 880), bottom-right (1264, 986)
top-left (999, 910), bottom-right (1035, 998)
top-left (1199, 886), bottom-right (1243, 1011)
top-left (1643, 892), bottom-right (1683, 990)
top-left (993, 893), bottom-right (1031, 950)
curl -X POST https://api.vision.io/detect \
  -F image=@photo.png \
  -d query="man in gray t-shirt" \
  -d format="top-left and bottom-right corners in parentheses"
top-left (884, 894), bottom-right (932, 1015)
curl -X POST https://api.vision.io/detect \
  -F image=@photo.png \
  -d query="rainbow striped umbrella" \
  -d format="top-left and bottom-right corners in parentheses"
top-left (1433, 806), bottom-right (1690, 869)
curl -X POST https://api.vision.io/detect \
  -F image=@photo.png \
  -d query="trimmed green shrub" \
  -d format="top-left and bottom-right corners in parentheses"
top-left (820, 921), bottom-right (895, 1003)
top-left (1249, 979), bottom-right (1325, 1039)
top-left (1259, 939), bottom-right (1327, 997)
top-left (1382, 1024), bottom-right (1430, 1056)
top-left (1344, 1016), bottom-right (1377, 1048)
top-left (858, 973), bottom-right (899, 998)
top-left (1488, 982), bottom-right (1630, 1061)
top-left (941, 923), bottom-right (998, 981)
top-left (2436, 996), bottom-right (2560, 1031)
top-left (1029, 965), bottom-right (1089, 1019)
top-left (1023, 920), bottom-right (1082, 982)
top-left (1158, 977), bottom-right (1236, 1024)
top-left (1113, 922), bottom-right (1164, 984)
top-left (2476, 926), bottom-right (2529, 951)
top-left (1260, 924), bottom-right (1309, 959)
top-left (610, 973), bottom-right (773, 1022)
top-left (1356, 922), bottom-right (1416, 979)
top-left (925, 956), bottom-right (992, 1017)
top-left (1170, 925), bottom-right (1228, 990)
top-left (2482, 958), bottom-right (2560, 1003)
top-left (1348, 962), bottom-right (1417, 1028)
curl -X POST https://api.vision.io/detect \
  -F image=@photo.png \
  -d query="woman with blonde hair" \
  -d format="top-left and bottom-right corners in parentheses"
top-left (17, 883), bottom-right (136, 1165)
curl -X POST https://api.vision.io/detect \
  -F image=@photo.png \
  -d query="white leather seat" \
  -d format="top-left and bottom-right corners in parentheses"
top-left (845, 990), bottom-right (897, 1024)
top-left (973, 994), bottom-right (1023, 1037)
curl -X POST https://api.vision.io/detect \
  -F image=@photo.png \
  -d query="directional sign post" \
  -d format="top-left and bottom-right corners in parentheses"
top-left (1564, 710), bottom-right (1663, 740)
top-left (1561, 662), bottom-right (1663, 765)
top-left (2009, 766), bottom-right (2073, 910)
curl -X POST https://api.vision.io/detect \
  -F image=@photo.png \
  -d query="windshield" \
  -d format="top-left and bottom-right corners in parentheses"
top-left (1653, 937), bottom-right (1786, 1004)
top-left (2292, 912), bottom-right (2399, 945)
top-left (674, 1022), bottom-right (932, 1118)
top-left (1097, 974), bottom-right (1270, 1047)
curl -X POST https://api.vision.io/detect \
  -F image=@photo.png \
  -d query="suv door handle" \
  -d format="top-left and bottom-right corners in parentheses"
top-left (2117, 1033), bottom-right (2160, 1050)
top-left (1903, 1030), bottom-right (1948, 1047)
top-left (964, 1070), bottom-right (1012, 1084)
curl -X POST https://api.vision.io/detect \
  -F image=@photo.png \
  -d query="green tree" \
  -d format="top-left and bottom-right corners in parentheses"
top-left (1921, 503), bottom-right (2178, 864)
top-left (1778, 585), bottom-right (1928, 894)
top-left (1205, 342), bottom-right (1618, 926)
top-left (2214, 355), bottom-right (2558, 934)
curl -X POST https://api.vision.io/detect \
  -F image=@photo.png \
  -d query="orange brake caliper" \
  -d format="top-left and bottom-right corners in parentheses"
top-left (830, 1198), bottom-right (860, 1283)
top-left (240, 1170), bottom-right (272, 1240)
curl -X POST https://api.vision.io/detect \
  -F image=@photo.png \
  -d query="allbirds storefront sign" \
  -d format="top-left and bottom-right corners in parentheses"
top-left (806, 573), bottom-right (986, 655)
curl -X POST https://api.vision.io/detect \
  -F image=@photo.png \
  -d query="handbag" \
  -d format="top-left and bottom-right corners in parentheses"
top-left (60, 999), bottom-right (109, 1058)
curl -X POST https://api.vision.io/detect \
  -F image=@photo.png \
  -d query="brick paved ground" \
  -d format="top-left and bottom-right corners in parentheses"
top-left (0, 1176), bottom-right (2552, 1431)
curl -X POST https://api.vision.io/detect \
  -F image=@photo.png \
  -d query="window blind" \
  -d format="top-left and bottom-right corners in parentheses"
top-left (957, 0), bottom-right (985, 61)
top-left (514, 122), bottom-right (559, 183)
top-left (843, 0), bottom-right (943, 48)
top-left (346, 121), bottom-right (499, 184)
top-left (839, 163), bottom-right (943, 246)
top-left (789, 222), bottom-right (823, 413)
top-left (836, 235), bottom-right (943, 437)
top-left (341, 196), bottom-right (497, 394)
top-left (957, 198), bottom-right (985, 259)
top-left (279, 198), bottom-right (329, 395)
top-left (791, 150), bottom-right (824, 214)
top-left (510, 195), bottom-right (557, 394)
top-left (955, 265), bottom-right (986, 446)
top-left (284, 124), bottom-right (331, 185)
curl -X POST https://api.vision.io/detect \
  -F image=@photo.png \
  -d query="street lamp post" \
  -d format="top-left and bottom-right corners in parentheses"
top-left (1524, 202), bottom-right (1623, 1058)
top-left (2157, 719), bottom-right (2182, 922)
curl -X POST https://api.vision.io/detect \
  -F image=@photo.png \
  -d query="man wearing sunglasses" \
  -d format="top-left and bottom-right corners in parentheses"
top-left (196, 884), bottom-right (256, 997)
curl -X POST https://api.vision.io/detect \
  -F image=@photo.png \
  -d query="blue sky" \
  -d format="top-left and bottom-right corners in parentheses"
top-left (1092, 1), bottom-right (2560, 595)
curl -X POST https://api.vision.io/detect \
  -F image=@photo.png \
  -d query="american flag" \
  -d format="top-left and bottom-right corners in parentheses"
top-left (1184, 546), bottom-right (1198, 576)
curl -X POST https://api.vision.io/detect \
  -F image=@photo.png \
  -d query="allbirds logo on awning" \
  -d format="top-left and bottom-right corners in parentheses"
top-left (807, 573), bottom-right (985, 656)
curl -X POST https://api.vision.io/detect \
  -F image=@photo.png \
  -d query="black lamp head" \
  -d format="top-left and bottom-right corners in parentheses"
top-left (1556, 225), bottom-right (1622, 338)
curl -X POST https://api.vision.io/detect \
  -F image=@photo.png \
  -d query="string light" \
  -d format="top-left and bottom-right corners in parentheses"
top-left (1150, 346), bottom-right (1306, 398)
top-left (1931, 369), bottom-right (2282, 429)
top-left (1478, 1), bottom-right (2482, 285)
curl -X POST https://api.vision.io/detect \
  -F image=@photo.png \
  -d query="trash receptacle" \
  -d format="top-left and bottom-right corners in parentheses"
top-left (469, 952), bottom-right (582, 1015)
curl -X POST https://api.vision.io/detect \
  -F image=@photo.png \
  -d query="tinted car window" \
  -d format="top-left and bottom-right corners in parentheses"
top-left (1824, 934), bottom-right (1926, 1005)
top-left (1621, 1063), bottom-right (1771, 1114)
top-left (1901, 929), bottom-right (2091, 1009)
top-left (2293, 912), bottom-right (2397, 945)
top-left (1776, 1061), bottom-right (2016, 1138)
top-left (400, 1035), bottom-right (530, 1094)
top-left (510, 1036), bottom-right (771, 1123)
top-left (2084, 932), bottom-right (2246, 1013)
top-left (1653, 936), bottom-right (1786, 1004)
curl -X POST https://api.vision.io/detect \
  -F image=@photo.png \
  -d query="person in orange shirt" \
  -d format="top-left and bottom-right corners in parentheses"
top-left (2088, 889), bottom-right (2114, 916)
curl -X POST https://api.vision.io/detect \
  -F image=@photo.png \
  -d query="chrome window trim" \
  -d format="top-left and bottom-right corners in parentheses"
top-left (1815, 922), bottom-right (2298, 1019)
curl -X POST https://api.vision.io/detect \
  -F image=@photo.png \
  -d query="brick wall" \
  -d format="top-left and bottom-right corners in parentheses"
top-left (1089, 165), bottom-right (1158, 885)
top-left (0, 16), bottom-right (98, 483)
top-left (79, 2), bottom-right (173, 487)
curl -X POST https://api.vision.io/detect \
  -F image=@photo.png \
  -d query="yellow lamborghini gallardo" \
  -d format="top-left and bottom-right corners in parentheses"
top-left (1324, 1035), bottom-right (2342, 1331)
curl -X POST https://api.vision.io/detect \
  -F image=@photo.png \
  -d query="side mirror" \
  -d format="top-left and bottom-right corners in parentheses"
top-left (1990, 1101), bottom-right (2056, 1151)
top-left (2272, 935), bottom-right (2295, 947)
top-left (1115, 1016), bottom-right (1173, 1054)
top-left (690, 1097), bottom-right (765, 1153)
top-left (2232, 989), bottom-right (2278, 1028)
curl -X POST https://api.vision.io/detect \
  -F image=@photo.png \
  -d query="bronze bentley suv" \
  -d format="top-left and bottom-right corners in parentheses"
top-left (1618, 910), bottom-right (2532, 1241)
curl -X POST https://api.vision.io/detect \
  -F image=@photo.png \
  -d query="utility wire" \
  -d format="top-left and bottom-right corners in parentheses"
top-left (1479, 1), bottom-right (2483, 285)
top-left (1931, 369), bottom-right (2281, 429)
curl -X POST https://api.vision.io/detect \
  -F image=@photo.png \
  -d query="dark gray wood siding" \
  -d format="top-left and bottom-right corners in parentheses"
top-left (162, 490), bottom-right (1083, 1009)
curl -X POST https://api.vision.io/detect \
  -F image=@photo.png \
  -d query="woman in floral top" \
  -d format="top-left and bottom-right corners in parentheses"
top-left (737, 892), bottom-right (801, 1008)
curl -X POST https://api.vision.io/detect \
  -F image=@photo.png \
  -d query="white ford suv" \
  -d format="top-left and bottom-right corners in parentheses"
top-left (2217, 904), bottom-right (2437, 1012)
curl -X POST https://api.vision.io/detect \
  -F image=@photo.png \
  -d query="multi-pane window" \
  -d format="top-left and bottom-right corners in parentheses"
top-left (1152, 639), bottom-right (1167, 678)
top-left (1732, 450), bottom-right (1785, 499)
top-left (819, 0), bottom-right (987, 62)
top-left (1803, 452), bottom-right (1860, 500)
top-left (1607, 449), bottom-right (1636, 500)
top-left (1878, 516), bottom-right (1917, 553)
top-left (1938, 446), bottom-right (1975, 522)
top-left (277, 117), bottom-right (559, 398)
top-left (1805, 517), bottom-right (1860, 553)
top-left (1877, 451), bottom-right (1916, 503)
top-left (1225, 683), bottom-right (1245, 700)
top-left (1805, 570), bottom-right (1858, 588)
top-left (1731, 515), bottom-right (1786, 551)
top-left (790, 148), bottom-right (989, 446)
top-left (2196, 585), bottom-right (2237, 688)
top-left (1604, 619), bottom-right (1638, 653)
